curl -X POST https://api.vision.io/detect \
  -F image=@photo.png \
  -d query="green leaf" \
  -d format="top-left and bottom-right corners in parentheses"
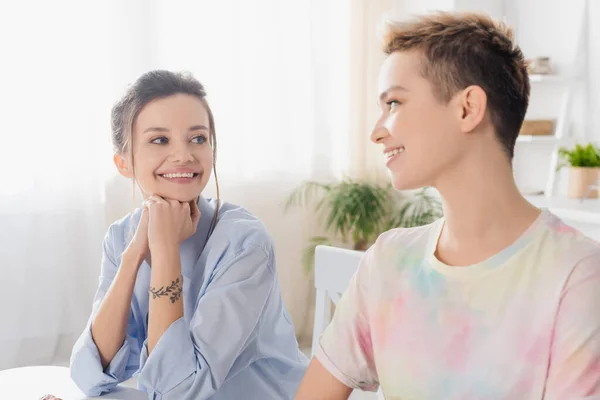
top-left (557, 143), bottom-right (600, 168)
top-left (284, 179), bottom-right (444, 275)
top-left (283, 181), bottom-right (328, 211)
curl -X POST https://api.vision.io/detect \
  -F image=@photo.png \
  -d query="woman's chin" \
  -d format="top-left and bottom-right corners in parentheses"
top-left (168, 194), bottom-right (200, 203)
top-left (390, 175), bottom-right (426, 192)
top-left (146, 190), bottom-right (200, 203)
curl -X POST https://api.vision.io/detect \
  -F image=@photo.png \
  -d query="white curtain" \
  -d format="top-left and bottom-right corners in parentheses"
top-left (0, 1), bottom-right (116, 369)
top-left (0, 0), bottom-right (398, 369)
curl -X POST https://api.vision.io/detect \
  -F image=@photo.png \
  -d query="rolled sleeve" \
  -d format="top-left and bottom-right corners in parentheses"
top-left (138, 318), bottom-right (196, 395)
top-left (545, 253), bottom-right (600, 398)
top-left (137, 242), bottom-right (275, 399)
top-left (69, 225), bottom-right (140, 396)
top-left (317, 246), bottom-right (379, 392)
top-left (70, 324), bottom-right (134, 396)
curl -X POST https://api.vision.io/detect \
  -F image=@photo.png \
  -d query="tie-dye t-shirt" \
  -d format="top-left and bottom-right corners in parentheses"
top-left (316, 209), bottom-right (600, 399)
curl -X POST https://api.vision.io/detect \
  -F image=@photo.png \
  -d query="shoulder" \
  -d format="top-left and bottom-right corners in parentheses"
top-left (207, 201), bottom-right (274, 258)
top-left (353, 219), bottom-right (443, 285)
top-left (375, 219), bottom-right (442, 247)
top-left (538, 211), bottom-right (600, 270)
top-left (370, 218), bottom-right (443, 262)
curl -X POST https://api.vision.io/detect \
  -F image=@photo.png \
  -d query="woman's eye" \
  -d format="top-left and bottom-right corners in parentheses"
top-left (150, 136), bottom-right (168, 145)
top-left (192, 135), bottom-right (207, 144)
top-left (386, 100), bottom-right (401, 110)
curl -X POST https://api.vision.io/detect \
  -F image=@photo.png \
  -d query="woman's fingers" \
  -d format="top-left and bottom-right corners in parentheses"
top-left (167, 198), bottom-right (181, 208)
top-left (143, 195), bottom-right (199, 245)
top-left (145, 195), bottom-right (166, 206)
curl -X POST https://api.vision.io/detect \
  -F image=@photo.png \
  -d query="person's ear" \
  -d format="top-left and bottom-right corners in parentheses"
top-left (455, 85), bottom-right (487, 133)
top-left (113, 153), bottom-right (133, 179)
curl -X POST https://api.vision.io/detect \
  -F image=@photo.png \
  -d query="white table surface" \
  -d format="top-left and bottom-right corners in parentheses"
top-left (0, 366), bottom-right (147, 400)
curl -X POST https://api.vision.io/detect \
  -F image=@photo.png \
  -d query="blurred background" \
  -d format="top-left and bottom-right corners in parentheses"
top-left (0, 0), bottom-right (598, 370)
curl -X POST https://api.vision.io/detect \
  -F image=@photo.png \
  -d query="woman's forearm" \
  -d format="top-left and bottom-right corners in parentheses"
top-left (147, 244), bottom-right (184, 355)
top-left (90, 249), bottom-right (142, 369)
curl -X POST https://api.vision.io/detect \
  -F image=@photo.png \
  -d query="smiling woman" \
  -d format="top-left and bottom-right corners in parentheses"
top-left (69, 70), bottom-right (308, 400)
top-left (0, 0), bottom-right (399, 383)
top-left (113, 90), bottom-right (216, 204)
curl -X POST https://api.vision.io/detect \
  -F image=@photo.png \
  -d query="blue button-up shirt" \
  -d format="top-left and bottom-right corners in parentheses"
top-left (70, 196), bottom-right (308, 399)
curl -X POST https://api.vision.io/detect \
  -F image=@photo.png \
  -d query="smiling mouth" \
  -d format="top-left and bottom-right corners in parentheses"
top-left (384, 146), bottom-right (405, 160)
top-left (158, 172), bottom-right (200, 179)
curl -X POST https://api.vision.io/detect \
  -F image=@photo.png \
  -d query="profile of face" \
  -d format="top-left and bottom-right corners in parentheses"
top-left (371, 50), bottom-right (480, 191)
top-left (114, 93), bottom-right (213, 202)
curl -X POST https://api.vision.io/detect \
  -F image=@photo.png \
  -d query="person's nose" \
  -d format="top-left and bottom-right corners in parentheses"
top-left (370, 115), bottom-right (390, 144)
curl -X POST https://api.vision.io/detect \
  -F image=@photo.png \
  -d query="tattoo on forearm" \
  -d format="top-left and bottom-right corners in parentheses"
top-left (149, 277), bottom-right (183, 304)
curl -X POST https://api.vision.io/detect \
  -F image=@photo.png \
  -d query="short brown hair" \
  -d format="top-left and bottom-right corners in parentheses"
top-left (383, 12), bottom-right (530, 159)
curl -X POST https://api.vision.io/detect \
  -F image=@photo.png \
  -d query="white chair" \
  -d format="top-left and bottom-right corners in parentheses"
top-left (312, 245), bottom-right (382, 400)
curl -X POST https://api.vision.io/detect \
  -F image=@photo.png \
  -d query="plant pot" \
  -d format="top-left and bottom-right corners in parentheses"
top-left (567, 167), bottom-right (600, 198)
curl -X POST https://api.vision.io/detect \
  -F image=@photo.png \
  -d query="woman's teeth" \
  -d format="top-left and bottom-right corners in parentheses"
top-left (160, 172), bottom-right (195, 178)
top-left (385, 146), bottom-right (405, 159)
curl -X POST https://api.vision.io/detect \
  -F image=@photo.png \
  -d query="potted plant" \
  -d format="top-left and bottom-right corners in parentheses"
top-left (284, 179), bottom-right (443, 273)
top-left (557, 143), bottom-right (600, 198)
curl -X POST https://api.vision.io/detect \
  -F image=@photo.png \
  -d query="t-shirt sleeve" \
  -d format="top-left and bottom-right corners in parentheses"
top-left (545, 251), bottom-right (600, 399)
top-left (315, 246), bottom-right (379, 392)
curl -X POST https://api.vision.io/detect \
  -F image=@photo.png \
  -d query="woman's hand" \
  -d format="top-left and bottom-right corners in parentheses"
top-left (124, 204), bottom-right (150, 266)
top-left (145, 195), bottom-right (201, 251)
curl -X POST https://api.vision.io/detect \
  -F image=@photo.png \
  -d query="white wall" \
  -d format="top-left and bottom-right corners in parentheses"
top-left (396, 0), bottom-right (599, 195)
top-left (590, 0), bottom-right (600, 144)
top-left (398, 0), bottom-right (504, 19)
top-left (455, 0), bottom-right (505, 20)
top-left (509, 0), bottom-right (596, 194)
top-left (398, 0), bottom-right (454, 14)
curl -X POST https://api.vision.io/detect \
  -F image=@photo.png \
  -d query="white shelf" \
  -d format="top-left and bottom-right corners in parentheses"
top-left (529, 74), bottom-right (573, 83)
top-left (516, 135), bottom-right (560, 143)
top-left (513, 0), bottom-right (590, 198)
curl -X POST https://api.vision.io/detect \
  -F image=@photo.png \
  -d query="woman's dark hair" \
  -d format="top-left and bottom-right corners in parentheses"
top-left (111, 70), bottom-right (220, 229)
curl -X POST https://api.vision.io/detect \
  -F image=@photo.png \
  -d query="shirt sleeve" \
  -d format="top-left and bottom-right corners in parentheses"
top-left (315, 246), bottom-right (379, 392)
top-left (69, 225), bottom-right (141, 396)
top-left (545, 252), bottom-right (600, 399)
top-left (136, 242), bottom-right (275, 399)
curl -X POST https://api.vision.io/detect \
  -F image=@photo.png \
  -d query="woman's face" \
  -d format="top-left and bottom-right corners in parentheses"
top-left (115, 94), bottom-right (213, 202)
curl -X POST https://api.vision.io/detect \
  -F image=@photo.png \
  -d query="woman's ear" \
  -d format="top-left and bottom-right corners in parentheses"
top-left (113, 153), bottom-right (134, 179)
top-left (457, 85), bottom-right (487, 133)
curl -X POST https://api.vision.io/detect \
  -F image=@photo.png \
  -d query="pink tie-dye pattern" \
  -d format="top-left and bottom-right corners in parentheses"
top-left (443, 315), bottom-right (472, 370)
top-left (550, 356), bottom-right (600, 395)
top-left (356, 315), bottom-right (376, 372)
top-left (317, 210), bottom-right (600, 399)
top-left (547, 217), bottom-right (578, 234)
top-left (577, 358), bottom-right (600, 394)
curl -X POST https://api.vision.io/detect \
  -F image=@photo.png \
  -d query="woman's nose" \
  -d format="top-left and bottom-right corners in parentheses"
top-left (370, 122), bottom-right (390, 144)
top-left (170, 142), bottom-right (195, 163)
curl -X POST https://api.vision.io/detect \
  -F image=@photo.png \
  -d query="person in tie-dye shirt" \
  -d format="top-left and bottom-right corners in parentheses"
top-left (295, 11), bottom-right (600, 400)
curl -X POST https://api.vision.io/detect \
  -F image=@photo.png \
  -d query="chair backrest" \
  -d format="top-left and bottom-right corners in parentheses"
top-left (312, 245), bottom-right (384, 400)
top-left (311, 245), bottom-right (364, 356)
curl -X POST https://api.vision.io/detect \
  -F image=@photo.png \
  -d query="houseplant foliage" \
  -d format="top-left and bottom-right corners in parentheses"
top-left (284, 179), bottom-right (443, 273)
top-left (557, 143), bottom-right (600, 198)
top-left (557, 143), bottom-right (600, 169)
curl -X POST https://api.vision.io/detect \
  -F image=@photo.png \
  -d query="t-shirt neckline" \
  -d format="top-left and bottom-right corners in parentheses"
top-left (425, 208), bottom-right (550, 278)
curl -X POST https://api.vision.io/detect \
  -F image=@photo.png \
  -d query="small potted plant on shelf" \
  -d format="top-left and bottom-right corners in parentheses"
top-left (284, 179), bottom-right (443, 273)
top-left (557, 143), bottom-right (600, 198)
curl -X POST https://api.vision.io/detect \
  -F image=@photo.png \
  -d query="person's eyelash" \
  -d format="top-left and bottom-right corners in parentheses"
top-left (150, 136), bottom-right (168, 144)
top-left (192, 135), bottom-right (207, 144)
